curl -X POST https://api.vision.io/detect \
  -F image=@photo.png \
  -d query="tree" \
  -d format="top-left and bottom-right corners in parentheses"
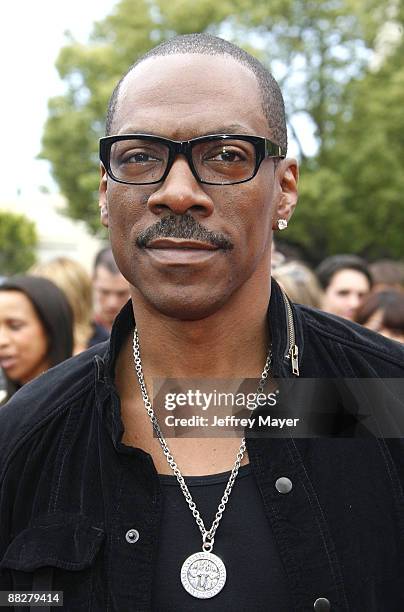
top-left (159, 0), bottom-right (388, 157)
top-left (41, 0), bottom-right (398, 261)
top-left (286, 32), bottom-right (404, 262)
top-left (0, 212), bottom-right (38, 276)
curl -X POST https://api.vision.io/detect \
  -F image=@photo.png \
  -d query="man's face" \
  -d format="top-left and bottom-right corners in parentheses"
top-left (93, 265), bottom-right (130, 328)
top-left (100, 54), bottom-right (297, 320)
top-left (322, 269), bottom-right (371, 321)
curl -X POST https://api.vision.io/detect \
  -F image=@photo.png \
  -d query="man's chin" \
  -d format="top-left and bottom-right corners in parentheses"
top-left (155, 303), bottom-right (224, 322)
top-left (139, 290), bottom-right (231, 322)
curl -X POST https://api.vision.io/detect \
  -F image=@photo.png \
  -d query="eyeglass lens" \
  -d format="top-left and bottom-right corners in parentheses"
top-left (109, 138), bottom-right (257, 184)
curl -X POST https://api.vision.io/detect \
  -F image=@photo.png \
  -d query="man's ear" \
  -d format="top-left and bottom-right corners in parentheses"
top-left (272, 159), bottom-right (299, 230)
top-left (99, 164), bottom-right (109, 228)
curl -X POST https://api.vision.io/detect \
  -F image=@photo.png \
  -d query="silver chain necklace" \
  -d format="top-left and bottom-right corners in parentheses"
top-left (132, 328), bottom-right (272, 599)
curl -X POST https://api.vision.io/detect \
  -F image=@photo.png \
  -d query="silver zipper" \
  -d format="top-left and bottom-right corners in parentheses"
top-left (279, 287), bottom-right (300, 376)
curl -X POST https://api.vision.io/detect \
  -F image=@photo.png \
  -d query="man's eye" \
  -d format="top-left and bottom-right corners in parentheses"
top-left (206, 148), bottom-right (245, 163)
top-left (125, 152), bottom-right (160, 163)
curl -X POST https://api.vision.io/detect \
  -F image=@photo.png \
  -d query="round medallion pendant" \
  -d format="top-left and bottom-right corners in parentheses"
top-left (181, 551), bottom-right (226, 599)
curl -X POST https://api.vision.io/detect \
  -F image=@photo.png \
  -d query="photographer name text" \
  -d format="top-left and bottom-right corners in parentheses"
top-left (165, 415), bottom-right (299, 429)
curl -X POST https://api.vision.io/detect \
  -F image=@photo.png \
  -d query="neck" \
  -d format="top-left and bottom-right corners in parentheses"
top-left (129, 275), bottom-right (271, 380)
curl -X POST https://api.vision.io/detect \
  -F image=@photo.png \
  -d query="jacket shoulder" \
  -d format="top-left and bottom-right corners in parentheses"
top-left (297, 304), bottom-right (404, 371)
top-left (0, 341), bottom-right (109, 476)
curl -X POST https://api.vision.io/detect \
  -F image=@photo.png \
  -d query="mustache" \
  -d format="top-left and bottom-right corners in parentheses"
top-left (136, 214), bottom-right (233, 250)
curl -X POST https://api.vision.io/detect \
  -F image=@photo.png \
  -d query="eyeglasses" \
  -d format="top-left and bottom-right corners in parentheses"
top-left (99, 134), bottom-right (286, 186)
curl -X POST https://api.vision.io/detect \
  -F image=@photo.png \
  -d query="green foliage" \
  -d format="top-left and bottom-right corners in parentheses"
top-left (40, 0), bottom-right (403, 261)
top-left (0, 212), bottom-right (38, 276)
top-left (288, 36), bottom-right (404, 262)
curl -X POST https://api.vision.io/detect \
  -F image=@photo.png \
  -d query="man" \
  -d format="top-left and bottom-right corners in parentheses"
top-left (93, 246), bottom-right (130, 332)
top-left (0, 34), bottom-right (403, 611)
top-left (316, 254), bottom-right (373, 321)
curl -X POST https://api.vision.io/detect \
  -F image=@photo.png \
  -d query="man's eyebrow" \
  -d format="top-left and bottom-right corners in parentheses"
top-left (116, 125), bottom-right (254, 138)
top-left (116, 129), bottom-right (163, 137)
top-left (197, 124), bottom-right (253, 136)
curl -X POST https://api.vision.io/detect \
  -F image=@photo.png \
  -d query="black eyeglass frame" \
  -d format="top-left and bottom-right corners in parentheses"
top-left (99, 133), bottom-right (287, 186)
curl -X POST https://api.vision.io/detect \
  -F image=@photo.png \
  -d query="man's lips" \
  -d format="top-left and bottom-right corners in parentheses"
top-left (144, 238), bottom-right (220, 265)
top-left (146, 238), bottom-right (219, 251)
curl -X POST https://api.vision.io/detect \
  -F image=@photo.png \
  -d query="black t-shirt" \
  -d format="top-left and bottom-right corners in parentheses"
top-left (153, 464), bottom-right (291, 611)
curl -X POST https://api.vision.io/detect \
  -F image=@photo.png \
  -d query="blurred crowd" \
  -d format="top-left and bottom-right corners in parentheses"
top-left (1, 245), bottom-right (404, 405)
top-left (272, 247), bottom-right (404, 344)
top-left (0, 248), bottom-right (130, 405)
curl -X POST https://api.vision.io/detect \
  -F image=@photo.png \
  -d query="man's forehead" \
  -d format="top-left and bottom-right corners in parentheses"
top-left (122, 52), bottom-right (257, 91)
top-left (112, 54), bottom-right (268, 138)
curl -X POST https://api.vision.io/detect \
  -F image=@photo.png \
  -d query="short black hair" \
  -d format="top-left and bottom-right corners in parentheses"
top-left (105, 33), bottom-right (287, 151)
top-left (94, 246), bottom-right (120, 275)
top-left (316, 255), bottom-right (373, 290)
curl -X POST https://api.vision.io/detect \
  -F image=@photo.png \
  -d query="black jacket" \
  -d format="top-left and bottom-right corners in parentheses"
top-left (0, 279), bottom-right (403, 611)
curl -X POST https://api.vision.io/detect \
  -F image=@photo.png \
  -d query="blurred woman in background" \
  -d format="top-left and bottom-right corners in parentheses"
top-left (0, 276), bottom-right (73, 403)
top-left (31, 257), bottom-right (108, 354)
top-left (355, 289), bottom-right (404, 343)
top-left (272, 260), bottom-right (324, 308)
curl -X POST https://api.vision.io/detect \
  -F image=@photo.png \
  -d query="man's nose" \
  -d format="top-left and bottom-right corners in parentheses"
top-left (146, 156), bottom-right (214, 217)
top-left (348, 293), bottom-right (362, 310)
top-left (106, 294), bottom-right (121, 310)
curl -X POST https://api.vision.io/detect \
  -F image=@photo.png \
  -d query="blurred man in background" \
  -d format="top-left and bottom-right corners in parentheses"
top-left (93, 247), bottom-right (130, 333)
top-left (316, 254), bottom-right (372, 320)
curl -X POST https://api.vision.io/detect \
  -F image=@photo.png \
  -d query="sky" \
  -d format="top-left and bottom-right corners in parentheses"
top-left (1, 0), bottom-right (116, 200)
